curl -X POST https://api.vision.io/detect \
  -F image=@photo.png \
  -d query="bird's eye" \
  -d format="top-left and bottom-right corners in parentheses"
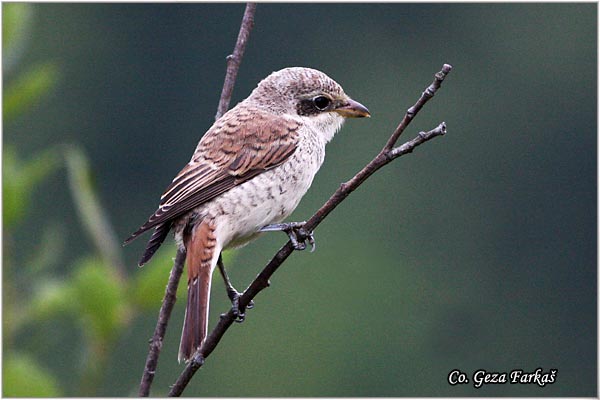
top-left (313, 96), bottom-right (331, 110)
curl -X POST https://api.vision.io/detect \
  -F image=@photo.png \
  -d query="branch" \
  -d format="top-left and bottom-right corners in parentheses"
top-left (215, 3), bottom-right (257, 120)
top-left (383, 64), bottom-right (452, 151)
top-left (168, 64), bottom-right (453, 396)
top-left (138, 4), bottom-right (257, 396)
top-left (138, 249), bottom-right (186, 396)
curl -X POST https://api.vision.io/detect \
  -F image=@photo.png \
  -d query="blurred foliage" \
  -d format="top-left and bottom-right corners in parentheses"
top-left (27, 279), bottom-right (76, 321)
top-left (3, 146), bottom-right (60, 229)
top-left (3, 135), bottom-right (183, 395)
top-left (3, 354), bottom-right (62, 397)
top-left (130, 245), bottom-right (185, 311)
top-left (2, 4), bottom-right (190, 396)
top-left (2, 3), bottom-right (33, 73)
top-left (4, 139), bottom-right (183, 395)
top-left (3, 62), bottom-right (59, 120)
top-left (3, 3), bottom-right (58, 120)
top-left (70, 257), bottom-right (128, 344)
top-left (65, 146), bottom-right (126, 276)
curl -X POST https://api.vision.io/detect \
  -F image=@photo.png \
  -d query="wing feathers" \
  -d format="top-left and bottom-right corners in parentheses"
top-left (137, 222), bottom-right (172, 266)
top-left (124, 108), bottom-right (300, 261)
top-left (161, 164), bottom-right (213, 202)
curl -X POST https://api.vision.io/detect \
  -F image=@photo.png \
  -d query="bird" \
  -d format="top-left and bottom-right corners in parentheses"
top-left (124, 67), bottom-right (370, 363)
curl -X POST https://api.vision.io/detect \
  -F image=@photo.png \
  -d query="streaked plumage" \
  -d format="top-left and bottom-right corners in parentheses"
top-left (125, 67), bottom-right (369, 362)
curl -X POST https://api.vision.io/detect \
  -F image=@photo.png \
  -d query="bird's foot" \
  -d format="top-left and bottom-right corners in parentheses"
top-left (260, 221), bottom-right (316, 252)
top-left (217, 254), bottom-right (253, 323)
top-left (226, 288), bottom-right (254, 323)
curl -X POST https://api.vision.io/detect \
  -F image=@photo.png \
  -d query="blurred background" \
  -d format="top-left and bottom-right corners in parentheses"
top-left (3, 3), bottom-right (596, 397)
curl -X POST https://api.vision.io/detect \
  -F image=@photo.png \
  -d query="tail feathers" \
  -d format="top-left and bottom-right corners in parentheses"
top-left (178, 273), bottom-right (212, 363)
top-left (178, 220), bottom-right (218, 363)
top-left (137, 222), bottom-right (172, 266)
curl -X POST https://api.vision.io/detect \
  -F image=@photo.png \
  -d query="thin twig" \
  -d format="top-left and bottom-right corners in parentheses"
top-left (138, 249), bottom-right (186, 397)
top-left (138, 4), bottom-right (257, 396)
top-left (215, 3), bottom-right (257, 120)
top-left (383, 64), bottom-right (452, 151)
top-left (168, 64), bottom-right (453, 397)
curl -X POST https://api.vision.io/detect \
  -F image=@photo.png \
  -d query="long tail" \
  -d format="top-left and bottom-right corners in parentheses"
top-left (178, 219), bottom-right (219, 363)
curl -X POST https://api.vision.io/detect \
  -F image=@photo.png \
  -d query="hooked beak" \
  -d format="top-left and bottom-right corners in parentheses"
top-left (334, 98), bottom-right (371, 118)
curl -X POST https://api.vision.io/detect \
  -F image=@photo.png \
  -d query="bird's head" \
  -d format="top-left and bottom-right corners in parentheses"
top-left (248, 67), bottom-right (370, 121)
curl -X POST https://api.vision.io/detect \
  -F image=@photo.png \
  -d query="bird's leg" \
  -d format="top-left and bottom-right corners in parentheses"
top-left (259, 221), bottom-right (316, 252)
top-left (217, 254), bottom-right (253, 323)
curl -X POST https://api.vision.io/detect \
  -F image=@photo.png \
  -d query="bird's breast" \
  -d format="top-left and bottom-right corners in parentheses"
top-left (208, 134), bottom-right (326, 249)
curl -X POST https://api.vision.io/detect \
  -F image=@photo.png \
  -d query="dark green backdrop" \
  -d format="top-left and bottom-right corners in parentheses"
top-left (3, 3), bottom-right (596, 397)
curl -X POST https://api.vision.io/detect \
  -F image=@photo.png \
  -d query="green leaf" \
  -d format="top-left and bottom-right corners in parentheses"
top-left (2, 148), bottom-right (25, 228)
top-left (70, 257), bottom-right (127, 343)
top-left (4, 62), bottom-right (59, 120)
top-left (27, 280), bottom-right (77, 321)
top-left (3, 353), bottom-right (62, 397)
top-left (64, 145), bottom-right (125, 275)
top-left (3, 146), bottom-right (61, 229)
top-left (3, 3), bottom-right (34, 73)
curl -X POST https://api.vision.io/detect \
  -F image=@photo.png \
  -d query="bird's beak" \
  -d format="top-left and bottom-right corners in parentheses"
top-left (334, 98), bottom-right (371, 118)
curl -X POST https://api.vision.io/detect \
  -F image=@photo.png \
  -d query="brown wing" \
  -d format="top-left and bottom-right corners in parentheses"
top-left (124, 106), bottom-right (300, 248)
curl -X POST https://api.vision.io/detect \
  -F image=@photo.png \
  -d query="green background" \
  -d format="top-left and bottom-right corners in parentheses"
top-left (3, 3), bottom-right (596, 397)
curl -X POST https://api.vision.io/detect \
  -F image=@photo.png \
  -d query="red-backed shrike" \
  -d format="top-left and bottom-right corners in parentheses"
top-left (125, 67), bottom-right (370, 362)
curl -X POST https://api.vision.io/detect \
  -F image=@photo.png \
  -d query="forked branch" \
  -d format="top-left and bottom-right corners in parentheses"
top-left (168, 64), bottom-right (453, 396)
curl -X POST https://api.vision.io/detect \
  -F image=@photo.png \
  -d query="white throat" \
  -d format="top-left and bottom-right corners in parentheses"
top-left (302, 112), bottom-right (345, 144)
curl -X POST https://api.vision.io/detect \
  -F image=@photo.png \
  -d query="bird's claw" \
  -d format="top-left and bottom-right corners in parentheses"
top-left (227, 290), bottom-right (254, 323)
top-left (290, 227), bottom-right (316, 252)
top-left (260, 221), bottom-right (316, 252)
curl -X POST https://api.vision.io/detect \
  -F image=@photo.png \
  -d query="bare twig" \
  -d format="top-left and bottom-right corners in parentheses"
top-left (138, 4), bottom-right (257, 396)
top-left (138, 249), bottom-right (186, 396)
top-left (384, 64), bottom-right (452, 151)
top-left (215, 3), bottom-right (257, 120)
top-left (168, 64), bottom-right (453, 397)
